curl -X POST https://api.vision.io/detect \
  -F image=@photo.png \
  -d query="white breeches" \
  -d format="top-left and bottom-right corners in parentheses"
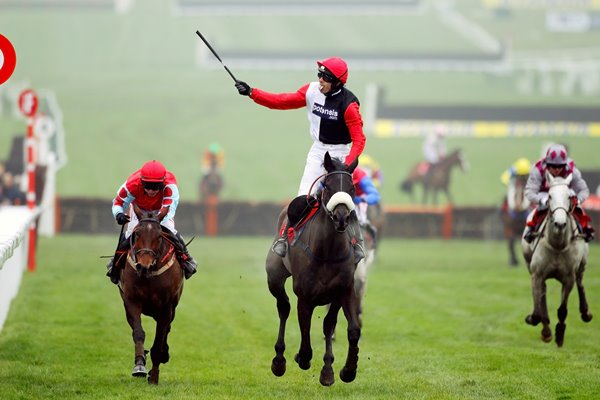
top-left (297, 141), bottom-right (350, 196)
top-left (356, 202), bottom-right (368, 225)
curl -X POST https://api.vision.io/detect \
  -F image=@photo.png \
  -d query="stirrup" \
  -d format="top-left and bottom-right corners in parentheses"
top-left (272, 237), bottom-right (287, 257)
top-left (106, 257), bottom-right (119, 284)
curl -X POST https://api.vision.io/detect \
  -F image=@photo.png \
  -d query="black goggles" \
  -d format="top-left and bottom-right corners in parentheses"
top-left (547, 164), bottom-right (566, 169)
top-left (317, 70), bottom-right (337, 83)
top-left (142, 181), bottom-right (163, 191)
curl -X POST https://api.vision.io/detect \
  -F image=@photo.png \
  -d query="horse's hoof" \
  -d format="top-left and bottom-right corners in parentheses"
top-left (525, 314), bottom-right (540, 326)
top-left (339, 367), bottom-right (357, 383)
top-left (294, 353), bottom-right (311, 370)
top-left (555, 323), bottom-right (566, 347)
top-left (581, 312), bottom-right (593, 323)
top-left (271, 357), bottom-right (286, 377)
top-left (147, 370), bottom-right (159, 385)
top-left (131, 365), bottom-right (147, 377)
top-left (319, 367), bottom-right (335, 386)
top-left (541, 334), bottom-right (553, 343)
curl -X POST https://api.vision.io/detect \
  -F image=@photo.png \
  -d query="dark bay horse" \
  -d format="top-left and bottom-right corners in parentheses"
top-left (500, 175), bottom-right (530, 266)
top-left (400, 149), bottom-right (468, 204)
top-left (521, 173), bottom-right (592, 347)
top-left (265, 152), bottom-right (361, 386)
top-left (117, 204), bottom-right (184, 384)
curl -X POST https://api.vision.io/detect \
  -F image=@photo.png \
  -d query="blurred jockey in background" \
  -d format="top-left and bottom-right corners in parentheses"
top-left (523, 144), bottom-right (595, 243)
top-left (202, 142), bottom-right (225, 174)
top-left (501, 157), bottom-right (532, 216)
top-left (359, 154), bottom-right (383, 189)
top-left (421, 124), bottom-right (447, 176)
top-left (106, 160), bottom-right (198, 283)
top-left (353, 166), bottom-right (381, 243)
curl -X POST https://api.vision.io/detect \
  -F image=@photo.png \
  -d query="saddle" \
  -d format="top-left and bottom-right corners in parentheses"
top-left (280, 201), bottom-right (320, 245)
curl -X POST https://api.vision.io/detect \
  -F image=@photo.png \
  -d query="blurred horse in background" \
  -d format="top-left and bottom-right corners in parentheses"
top-left (501, 175), bottom-right (530, 266)
top-left (400, 149), bottom-right (468, 204)
top-left (521, 173), bottom-right (592, 347)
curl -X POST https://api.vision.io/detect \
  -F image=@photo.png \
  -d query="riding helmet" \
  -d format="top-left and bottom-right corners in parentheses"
top-left (317, 57), bottom-right (348, 84)
top-left (140, 160), bottom-right (166, 182)
top-left (545, 144), bottom-right (568, 166)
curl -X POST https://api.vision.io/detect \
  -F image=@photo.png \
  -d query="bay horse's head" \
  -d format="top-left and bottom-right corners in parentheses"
top-left (320, 152), bottom-right (358, 232)
top-left (445, 149), bottom-right (469, 172)
top-left (546, 171), bottom-right (574, 242)
top-left (130, 204), bottom-right (169, 277)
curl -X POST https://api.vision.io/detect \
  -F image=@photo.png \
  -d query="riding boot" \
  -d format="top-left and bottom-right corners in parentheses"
top-left (583, 226), bottom-right (596, 242)
top-left (106, 234), bottom-right (130, 284)
top-left (175, 232), bottom-right (197, 279)
top-left (349, 213), bottom-right (366, 265)
top-left (272, 226), bottom-right (288, 257)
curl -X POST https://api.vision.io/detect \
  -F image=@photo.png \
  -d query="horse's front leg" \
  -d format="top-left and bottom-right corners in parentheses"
top-left (147, 311), bottom-right (174, 385)
top-left (124, 303), bottom-right (147, 377)
top-left (267, 256), bottom-right (291, 377)
top-left (294, 298), bottom-right (314, 371)
top-left (526, 275), bottom-right (552, 342)
top-left (339, 288), bottom-right (361, 383)
top-left (508, 237), bottom-right (518, 266)
top-left (320, 301), bottom-right (341, 386)
top-left (555, 278), bottom-right (574, 347)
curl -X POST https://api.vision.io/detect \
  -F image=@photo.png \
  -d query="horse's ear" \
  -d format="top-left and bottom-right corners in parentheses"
top-left (347, 156), bottom-right (358, 174)
top-left (157, 206), bottom-right (170, 222)
top-left (132, 203), bottom-right (142, 219)
top-left (565, 173), bottom-right (573, 186)
top-left (323, 151), bottom-right (333, 172)
top-left (545, 169), bottom-right (553, 184)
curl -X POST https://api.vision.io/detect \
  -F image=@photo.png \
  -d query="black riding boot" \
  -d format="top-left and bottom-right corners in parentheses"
top-left (106, 234), bottom-right (130, 284)
top-left (175, 232), bottom-right (197, 279)
top-left (272, 224), bottom-right (289, 257)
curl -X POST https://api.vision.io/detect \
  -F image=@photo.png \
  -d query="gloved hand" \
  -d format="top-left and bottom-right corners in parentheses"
top-left (116, 213), bottom-right (130, 225)
top-left (538, 193), bottom-right (549, 209)
top-left (235, 80), bottom-right (252, 96)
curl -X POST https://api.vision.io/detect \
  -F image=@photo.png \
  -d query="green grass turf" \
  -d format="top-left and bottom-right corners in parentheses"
top-left (1, 235), bottom-right (599, 399)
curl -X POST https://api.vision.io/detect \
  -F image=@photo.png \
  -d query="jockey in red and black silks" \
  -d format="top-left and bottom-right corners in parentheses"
top-left (106, 160), bottom-right (198, 283)
top-left (523, 143), bottom-right (595, 243)
top-left (234, 57), bottom-right (367, 262)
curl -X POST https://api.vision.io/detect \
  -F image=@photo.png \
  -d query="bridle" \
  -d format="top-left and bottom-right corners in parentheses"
top-left (131, 217), bottom-right (164, 268)
top-left (319, 170), bottom-right (354, 226)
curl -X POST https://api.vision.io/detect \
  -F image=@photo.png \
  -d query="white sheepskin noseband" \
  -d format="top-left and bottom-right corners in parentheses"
top-left (325, 192), bottom-right (355, 213)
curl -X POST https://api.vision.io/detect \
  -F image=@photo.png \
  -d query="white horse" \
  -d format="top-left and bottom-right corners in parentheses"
top-left (521, 172), bottom-right (593, 347)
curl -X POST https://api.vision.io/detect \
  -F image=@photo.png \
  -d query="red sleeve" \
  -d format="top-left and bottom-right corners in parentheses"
top-left (250, 84), bottom-right (309, 110)
top-left (343, 101), bottom-right (366, 165)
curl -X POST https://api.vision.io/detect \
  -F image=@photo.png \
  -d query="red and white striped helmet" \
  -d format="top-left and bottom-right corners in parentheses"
top-left (545, 144), bottom-right (568, 166)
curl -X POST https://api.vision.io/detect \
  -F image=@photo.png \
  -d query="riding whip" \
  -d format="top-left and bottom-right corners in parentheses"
top-left (195, 30), bottom-right (239, 82)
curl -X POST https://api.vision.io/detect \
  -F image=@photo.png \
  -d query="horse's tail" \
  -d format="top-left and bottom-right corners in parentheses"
top-left (400, 180), bottom-right (413, 193)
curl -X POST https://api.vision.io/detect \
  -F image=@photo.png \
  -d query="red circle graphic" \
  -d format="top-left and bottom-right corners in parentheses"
top-left (0, 34), bottom-right (17, 85)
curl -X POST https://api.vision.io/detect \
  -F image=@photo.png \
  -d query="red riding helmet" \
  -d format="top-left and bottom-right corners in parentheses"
top-left (140, 160), bottom-right (166, 182)
top-left (317, 57), bottom-right (348, 84)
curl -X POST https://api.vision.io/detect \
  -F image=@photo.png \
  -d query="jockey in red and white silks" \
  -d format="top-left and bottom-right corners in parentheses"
top-left (111, 167), bottom-right (179, 239)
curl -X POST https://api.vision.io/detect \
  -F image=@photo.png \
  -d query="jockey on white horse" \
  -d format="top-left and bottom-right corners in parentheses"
top-left (523, 144), bottom-right (595, 243)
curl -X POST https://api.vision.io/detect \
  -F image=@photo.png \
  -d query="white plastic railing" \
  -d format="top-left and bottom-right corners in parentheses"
top-left (0, 206), bottom-right (39, 331)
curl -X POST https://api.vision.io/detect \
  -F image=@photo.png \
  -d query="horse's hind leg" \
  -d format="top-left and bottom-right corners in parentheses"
top-left (555, 280), bottom-right (575, 347)
top-left (339, 289), bottom-right (361, 383)
top-left (266, 254), bottom-right (291, 377)
top-left (508, 237), bottom-right (518, 266)
top-left (124, 304), bottom-right (147, 377)
top-left (320, 301), bottom-right (341, 386)
top-left (576, 265), bottom-right (593, 323)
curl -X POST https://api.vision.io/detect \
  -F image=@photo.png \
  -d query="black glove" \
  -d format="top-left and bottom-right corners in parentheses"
top-left (116, 213), bottom-right (130, 225)
top-left (235, 80), bottom-right (252, 96)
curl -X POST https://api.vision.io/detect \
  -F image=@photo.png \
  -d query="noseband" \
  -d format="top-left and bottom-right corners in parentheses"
top-left (320, 170), bottom-right (355, 226)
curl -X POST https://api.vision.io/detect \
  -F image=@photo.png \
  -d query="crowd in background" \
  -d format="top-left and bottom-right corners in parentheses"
top-left (0, 162), bottom-right (26, 206)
